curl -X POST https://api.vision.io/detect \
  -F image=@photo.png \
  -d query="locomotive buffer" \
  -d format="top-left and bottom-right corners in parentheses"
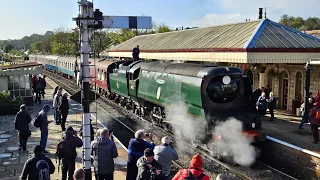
top-left (72, 0), bottom-right (152, 179)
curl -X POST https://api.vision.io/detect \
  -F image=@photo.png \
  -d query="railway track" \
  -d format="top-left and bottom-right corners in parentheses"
top-left (45, 71), bottom-right (297, 180)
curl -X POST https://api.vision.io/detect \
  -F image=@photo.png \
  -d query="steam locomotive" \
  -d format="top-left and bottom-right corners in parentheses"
top-left (29, 55), bottom-right (266, 146)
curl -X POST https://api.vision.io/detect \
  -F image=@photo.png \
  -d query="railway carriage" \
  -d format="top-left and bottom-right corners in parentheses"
top-left (44, 55), bottom-right (59, 72)
top-left (56, 56), bottom-right (76, 78)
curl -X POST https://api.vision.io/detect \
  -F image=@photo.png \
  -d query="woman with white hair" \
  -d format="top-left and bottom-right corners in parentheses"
top-left (126, 129), bottom-right (155, 180)
top-left (154, 136), bottom-right (178, 180)
top-left (59, 92), bottom-right (69, 131)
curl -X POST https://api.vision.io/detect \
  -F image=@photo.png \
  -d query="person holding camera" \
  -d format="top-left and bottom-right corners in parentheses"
top-left (154, 136), bottom-right (178, 180)
top-left (136, 148), bottom-right (162, 180)
top-left (127, 130), bottom-right (155, 180)
top-left (59, 126), bottom-right (83, 180)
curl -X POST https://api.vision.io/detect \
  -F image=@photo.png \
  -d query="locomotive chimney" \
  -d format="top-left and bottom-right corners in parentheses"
top-left (258, 8), bottom-right (263, 19)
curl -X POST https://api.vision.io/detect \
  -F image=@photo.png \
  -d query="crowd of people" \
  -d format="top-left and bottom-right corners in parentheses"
top-left (254, 85), bottom-right (320, 144)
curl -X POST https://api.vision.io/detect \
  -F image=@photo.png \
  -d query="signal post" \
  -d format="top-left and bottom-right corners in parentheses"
top-left (72, 0), bottom-right (152, 179)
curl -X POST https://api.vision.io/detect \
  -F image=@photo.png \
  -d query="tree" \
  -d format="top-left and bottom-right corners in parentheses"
top-left (3, 43), bottom-right (13, 53)
top-left (30, 41), bottom-right (42, 53)
top-left (92, 30), bottom-right (112, 57)
top-left (157, 24), bottom-right (171, 33)
top-left (279, 14), bottom-right (320, 31)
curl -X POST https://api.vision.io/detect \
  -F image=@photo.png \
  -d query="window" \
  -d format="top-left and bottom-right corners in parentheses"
top-left (295, 72), bottom-right (303, 100)
top-left (8, 75), bottom-right (32, 97)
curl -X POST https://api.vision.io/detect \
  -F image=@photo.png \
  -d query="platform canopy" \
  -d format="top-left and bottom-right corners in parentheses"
top-left (0, 62), bottom-right (43, 76)
top-left (107, 19), bottom-right (320, 64)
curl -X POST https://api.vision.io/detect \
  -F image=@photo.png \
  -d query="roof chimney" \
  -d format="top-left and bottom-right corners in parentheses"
top-left (258, 8), bottom-right (263, 19)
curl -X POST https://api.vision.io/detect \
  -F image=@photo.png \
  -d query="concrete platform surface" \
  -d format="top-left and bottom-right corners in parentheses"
top-left (0, 78), bottom-right (128, 180)
top-left (264, 109), bottom-right (320, 153)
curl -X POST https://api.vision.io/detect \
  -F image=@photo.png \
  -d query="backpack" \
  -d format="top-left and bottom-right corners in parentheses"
top-left (56, 139), bottom-right (75, 159)
top-left (184, 170), bottom-right (205, 180)
top-left (35, 159), bottom-right (50, 180)
top-left (33, 113), bottom-right (42, 128)
top-left (55, 139), bottom-right (75, 172)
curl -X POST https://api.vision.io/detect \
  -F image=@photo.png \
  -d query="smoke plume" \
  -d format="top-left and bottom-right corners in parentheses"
top-left (165, 101), bottom-right (206, 152)
top-left (213, 118), bottom-right (257, 166)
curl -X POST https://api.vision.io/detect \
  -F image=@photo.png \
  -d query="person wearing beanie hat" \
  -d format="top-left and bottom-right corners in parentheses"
top-left (172, 154), bottom-right (210, 180)
top-left (53, 89), bottom-right (62, 125)
top-left (154, 136), bottom-right (178, 180)
top-left (136, 148), bottom-right (162, 180)
top-left (14, 104), bottom-right (32, 151)
top-left (38, 104), bottom-right (52, 154)
top-left (21, 145), bottom-right (55, 180)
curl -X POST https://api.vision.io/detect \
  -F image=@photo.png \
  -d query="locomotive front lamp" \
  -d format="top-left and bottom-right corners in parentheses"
top-left (222, 75), bottom-right (231, 85)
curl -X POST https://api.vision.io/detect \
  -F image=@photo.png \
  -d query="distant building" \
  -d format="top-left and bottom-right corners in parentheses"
top-left (0, 62), bottom-right (43, 106)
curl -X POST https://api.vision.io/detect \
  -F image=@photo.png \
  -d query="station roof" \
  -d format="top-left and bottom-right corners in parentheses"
top-left (0, 62), bottom-right (43, 76)
top-left (108, 19), bottom-right (320, 53)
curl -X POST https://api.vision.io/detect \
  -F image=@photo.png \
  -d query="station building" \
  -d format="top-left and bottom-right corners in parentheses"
top-left (106, 19), bottom-right (320, 113)
top-left (0, 62), bottom-right (43, 105)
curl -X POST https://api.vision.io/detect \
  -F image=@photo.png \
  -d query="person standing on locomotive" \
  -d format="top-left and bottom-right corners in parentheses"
top-left (132, 45), bottom-right (140, 61)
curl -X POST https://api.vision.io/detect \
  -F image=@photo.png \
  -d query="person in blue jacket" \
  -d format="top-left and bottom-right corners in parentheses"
top-left (126, 129), bottom-right (155, 180)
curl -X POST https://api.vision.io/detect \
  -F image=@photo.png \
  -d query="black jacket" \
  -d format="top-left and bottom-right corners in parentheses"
top-left (62, 132), bottom-right (83, 159)
top-left (40, 78), bottom-right (46, 89)
top-left (15, 110), bottom-right (31, 132)
top-left (136, 156), bottom-right (162, 180)
top-left (21, 154), bottom-right (55, 180)
top-left (59, 97), bottom-right (69, 115)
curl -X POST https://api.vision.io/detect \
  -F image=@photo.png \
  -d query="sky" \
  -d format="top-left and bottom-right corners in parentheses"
top-left (0, 0), bottom-right (319, 40)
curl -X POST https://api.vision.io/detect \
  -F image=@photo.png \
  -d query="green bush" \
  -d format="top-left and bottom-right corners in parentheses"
top-left (0, 91), bottom-right (23, 105)
top-left (0, 91), bottom-right (23, 115)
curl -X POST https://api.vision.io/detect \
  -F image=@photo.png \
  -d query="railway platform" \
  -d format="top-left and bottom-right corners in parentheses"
top-left (0, 78), bottom-right (128, 180)
top-left (259, 110), bottom-right (320, 179)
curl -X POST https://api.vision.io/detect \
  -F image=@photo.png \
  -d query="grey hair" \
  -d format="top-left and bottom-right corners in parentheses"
top-left (216, 174), bottom-right (230, 180)
top-left (161, 136), bottom-right (170, 144)
top-left (135, 129), bottom-right (145, 139)
top-left (100, 128), bottom-right (109, 137)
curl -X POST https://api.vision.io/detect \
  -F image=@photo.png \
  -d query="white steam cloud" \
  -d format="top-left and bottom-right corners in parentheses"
top-left (165, 100), bottom-right (257, 167)
top-left (213, 118), bottom-right (257, 166)
top-left (165, 101), bottom-right (206, 152)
